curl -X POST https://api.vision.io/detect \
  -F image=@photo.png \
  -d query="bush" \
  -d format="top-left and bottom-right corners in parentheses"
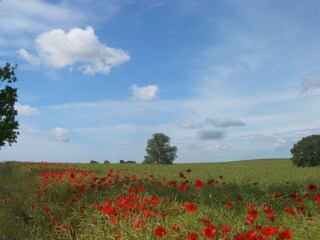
top-left (119, 160), bottom-right (136, 164)
top-left (90, 160), bottom-right (99, 164)
top-left (290, 134), bottom-right (320, 167)
top-left (104, 160), bottom-right (110, 164)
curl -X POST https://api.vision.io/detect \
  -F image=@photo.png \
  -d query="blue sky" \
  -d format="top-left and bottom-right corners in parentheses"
top-left (1, 0), bottom-right (320, 163)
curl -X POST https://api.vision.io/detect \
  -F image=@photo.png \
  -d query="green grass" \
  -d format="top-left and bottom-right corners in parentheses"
top-left (0, 158), bottom-right (319, 239)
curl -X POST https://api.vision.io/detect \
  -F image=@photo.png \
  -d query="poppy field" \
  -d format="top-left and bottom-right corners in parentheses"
top-left (1, 159), bottom-right (319, 239)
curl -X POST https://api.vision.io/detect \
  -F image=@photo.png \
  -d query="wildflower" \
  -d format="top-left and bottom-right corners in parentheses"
top-left (278, 229), bottom-right (293, 239)
top-left (285, 207), bottom-right (296, 216)
top-left (195, 179), bottom-right (205, 189)
top-left (313, 193), bottom-right (320, 204)
top-left (273, 193), bottom-right (280, 198)
top-left (259, 226), bottom-right (278, 238)
top-left (134, 219), bottom-right (145, 229)
top-left (178, 182), bottom-right (188, 192)
top-left (154, 227), bottom-right (167, 237)
top-left (221, 225), bottom-right (232, 233)
top-left (186, 169), bottom-right (192, 173)
top-left (43, 206), bottom-right (50, 213)
top-left (187, 233), bottom-right (199, 240)
top-left (100, 204), bottom-right (116, 215)
top-left (185, 202), bottom-right (197, 212)
top-left (308, 184), bottom-right (317, 191)
top-left (225, 201), bottom-right (233, 209)
top-left (171, 224), bottom-right (180, 232)
top-left (201, 223), bottom-right (218, 239)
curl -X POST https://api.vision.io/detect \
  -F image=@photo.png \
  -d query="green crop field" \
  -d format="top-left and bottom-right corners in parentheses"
top-left (1, 159), bottom-right (319, 239)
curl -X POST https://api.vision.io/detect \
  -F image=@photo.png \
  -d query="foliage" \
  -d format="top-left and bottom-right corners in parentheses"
top-left (290, 135), bottom-right (320, 167)
top-left (120, 160), bottom-right (136, 164)
top-left (104, 160), bottom-right (110, 164)
top-left (0, 63), bottom-right (19, 149)
top-left (90, 160), bottom-right (99, 164)
top-left (143, 133), bottom-right (177, 164)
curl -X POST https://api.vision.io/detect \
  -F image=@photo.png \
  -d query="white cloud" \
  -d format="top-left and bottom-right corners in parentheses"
top-left (15, 103), bottom-right (39, 116)
top-left (131, 84), bottom-right (159, 101)
top-left (204, 117), bottom-right (245, 127)
top-left (52, 127), bottom-right (70, 143)
top-left (19, 27), bottom-right (130, 74)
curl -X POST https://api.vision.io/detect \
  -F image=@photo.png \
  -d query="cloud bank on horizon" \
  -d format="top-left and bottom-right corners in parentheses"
top-left (1, 0), bottom-right (320, 163)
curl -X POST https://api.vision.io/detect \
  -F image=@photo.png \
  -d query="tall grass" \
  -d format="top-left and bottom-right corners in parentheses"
top-left (0, 159), bottom-right (319, 239)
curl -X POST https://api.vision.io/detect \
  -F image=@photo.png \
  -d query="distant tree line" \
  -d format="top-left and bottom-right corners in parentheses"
top-left (119, 160), bottom-right (136, 164)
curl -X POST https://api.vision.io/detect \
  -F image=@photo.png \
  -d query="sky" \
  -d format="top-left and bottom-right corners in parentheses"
top-left (1, 0), bottom-right (320, 163)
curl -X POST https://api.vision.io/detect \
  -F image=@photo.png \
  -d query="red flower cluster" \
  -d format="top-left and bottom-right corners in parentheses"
top-left (22, 163), bottom-right (319, 239)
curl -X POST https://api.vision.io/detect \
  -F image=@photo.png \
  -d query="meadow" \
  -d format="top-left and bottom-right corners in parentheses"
top-left (0, 159), bottom-right (319, 240)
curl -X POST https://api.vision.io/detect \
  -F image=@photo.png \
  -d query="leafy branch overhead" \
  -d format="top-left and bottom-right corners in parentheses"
top-left (0, 63), bottom-right (19, 149)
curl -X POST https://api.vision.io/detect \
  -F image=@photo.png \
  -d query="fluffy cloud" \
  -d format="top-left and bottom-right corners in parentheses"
top-left (301, 77), bottom-right (320, 92)
top-left (52, 127), bottom-right (70, 142)
top-left (15, 103), bottom-right (39, 116)
top-left (19, 26), bottom-right (130, 74)
top-left (199, 130), bottom-right (225, 140)
top-left (204, 117), bottom-right (245, 127)
top-left (131, 84), bottom-right (159, 101)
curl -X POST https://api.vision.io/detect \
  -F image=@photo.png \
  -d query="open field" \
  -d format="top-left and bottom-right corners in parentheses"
top-left (0, 158), bottom-right (319, 239)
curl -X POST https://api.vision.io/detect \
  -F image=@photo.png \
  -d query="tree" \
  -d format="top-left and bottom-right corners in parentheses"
top-left (290, 135), bottom-right (320, 167)
top-left (143, 133), bottom-right (177, 164)
top-left (104, 160), bottom-right (111, 164)
top-left (0, 63), bottom-right (19, 149)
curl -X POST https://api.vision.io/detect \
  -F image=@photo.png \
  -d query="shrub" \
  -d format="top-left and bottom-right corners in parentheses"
top-left (104, 160), bottom-right (110, 164)
top-left (90, 160), bottom-right (99, 164)
top-left (119, 160), bottom-right (136, 164)
top-left (290, 134), bottom-right (320, 167)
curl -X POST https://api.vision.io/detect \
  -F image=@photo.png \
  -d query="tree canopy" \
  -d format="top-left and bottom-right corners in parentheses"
top-left (290, 134), bottom-right (320, 167)
top-left (143, 133), bottom-right (177, 164)
top-left (0, 63), bottom-right (19, 149)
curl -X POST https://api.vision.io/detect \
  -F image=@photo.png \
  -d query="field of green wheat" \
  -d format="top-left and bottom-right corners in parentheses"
top-left (1, 159), bottom-right (319, 239)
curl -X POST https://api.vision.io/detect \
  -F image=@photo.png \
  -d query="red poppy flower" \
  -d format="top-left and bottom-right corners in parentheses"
top-left (179, 172), bottom-right (186, 178)
top-left (221, 225), bottom-right (232, 233)
top-left (273, 193), bottom-right (280, 198)
top-left (186, 202), bottom-right (197, 212)
top-left (134, 219), bottom-right (145, 229)
top-left (225, 201), bottom-right (233, 209)
top-left (100, 204), bottom-right (116, 215)
top-left (248, 209), bottom-right (258, 218)
top-left (201, 223), bottom-right (218, 239)
top-left (186, 169), bottom-right (192, 173)
top-left (154, 227), bottom-right (167, 237)
top-left (43, 206), bottom-right (50, 213)
top-left (259, 226), bottom-right (278, 238)
top-left (295, 197), bottom-right (304, 203)
top-left (313, 193), bottom-right (320, 204)
top-left (187, 233), bottom-right (199, 240)
top-left (285, 207), bottom-right (296, 216)
top-left (278, 229), bottom-right (292, 239)
top-left (178, 182), bottom-right (188, 192)
top-left (195, 179), bottom-right (205, 189)
top-left (308, 184), bottom-right (317, 191)
top-left (171, 224), bottom-right (180, 232)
